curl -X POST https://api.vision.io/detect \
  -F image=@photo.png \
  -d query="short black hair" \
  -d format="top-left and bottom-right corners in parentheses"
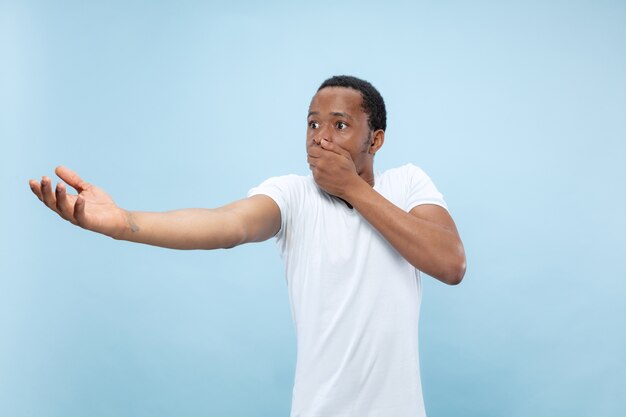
top-left (317, 75), bottom-right (387, 132)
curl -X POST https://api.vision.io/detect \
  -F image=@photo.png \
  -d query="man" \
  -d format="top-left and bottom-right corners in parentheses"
top-left (30, 75), bottom-right (466, 417)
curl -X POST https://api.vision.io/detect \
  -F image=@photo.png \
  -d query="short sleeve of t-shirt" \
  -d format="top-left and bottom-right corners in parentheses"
top-left (403, 163), bottom-right (448, 212)
top-left (247, 174), bottom-right (302, 240)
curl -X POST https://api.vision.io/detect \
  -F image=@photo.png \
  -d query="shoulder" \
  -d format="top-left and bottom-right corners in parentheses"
top-left (377, 163), bottom-right (447, 211)
top-left (247, 174), bottom-right (320, 243)
top-left (378, 163), bottom-right (432, 188)
top-left (247, 174), bottom-right (320, 212)
top-left (380, 163), bottom-right (428, 179)
top-left (249, 173), bottom-right (314, 194)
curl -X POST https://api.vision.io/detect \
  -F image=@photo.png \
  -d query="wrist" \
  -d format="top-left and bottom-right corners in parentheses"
top-left (341, 176), bottom-right (372, 204)
top-left (112, 209), bottom-right (138, 241)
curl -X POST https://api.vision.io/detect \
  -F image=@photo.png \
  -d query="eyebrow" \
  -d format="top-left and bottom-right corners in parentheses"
top-left (307, 111), bottom-right (354, 120)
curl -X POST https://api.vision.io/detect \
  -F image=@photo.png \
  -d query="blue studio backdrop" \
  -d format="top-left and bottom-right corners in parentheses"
top-left (1, 1), bottom-right (625, 416)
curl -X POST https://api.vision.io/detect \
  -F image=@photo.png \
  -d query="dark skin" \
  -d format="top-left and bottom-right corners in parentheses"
top-left (29, 86), bottom-right (465, 284)
top-left (307, 87), bottom-right (382, 190)
top-left (306, 87), bottom-right (466, 284)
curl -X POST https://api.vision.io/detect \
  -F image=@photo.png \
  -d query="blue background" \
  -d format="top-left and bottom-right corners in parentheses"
top-left (2, 1), bottom-right (625, 416)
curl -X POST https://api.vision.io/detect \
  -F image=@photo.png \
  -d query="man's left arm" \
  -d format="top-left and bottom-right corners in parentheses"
top-left (308, 139), bottom-right (466, 285)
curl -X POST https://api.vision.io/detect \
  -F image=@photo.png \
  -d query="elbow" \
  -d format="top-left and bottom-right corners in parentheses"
top-left (446, 251), bottom-right (467, 285)
top-left (411, 238), bottom-right (466, 285)
top-left (443, 260), bottom-right (466, 285)
top-left (222, 227), bottom-right (247, 249)
top-left (436, 248), bottom-right (466, 286)
top-left (418, 256), bottom-right (466, 286)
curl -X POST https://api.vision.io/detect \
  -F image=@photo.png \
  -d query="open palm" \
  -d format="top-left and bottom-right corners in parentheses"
top-left (29, 166), bottom-right (127, 238)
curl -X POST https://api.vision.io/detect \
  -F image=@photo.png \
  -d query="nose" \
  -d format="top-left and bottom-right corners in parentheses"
top-left (313, 124), bottom-right (332, 145)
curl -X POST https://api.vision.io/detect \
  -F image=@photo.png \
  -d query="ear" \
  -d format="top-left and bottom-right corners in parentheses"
top-left (369, 129), bottom-right (385, 155)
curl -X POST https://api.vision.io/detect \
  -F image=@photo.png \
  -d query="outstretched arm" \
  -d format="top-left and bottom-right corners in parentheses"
top-left (29, 166), bottom-right (281, 250)
top-left (113, 197), bottom-right (280, 249)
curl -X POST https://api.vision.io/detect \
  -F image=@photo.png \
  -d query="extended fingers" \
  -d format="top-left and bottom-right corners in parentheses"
top-left (31, 175), bottom-right (80, 223)
top-left (307, 145), bottom-right (323, 169)
top-left (40, 176), bottom-right (60, 212)
top-left (308, 144), bottom-right (341, 167)
top-left (55, 183), bottom-right (77, 223)
top-left (29, 179), bottom-right (43, 201)
top-left (308, 143), bottom-right (341, 160)
top-left (307, 145), bottom-right (323, 158)
top-left (74, 195), bottom-right (86, 225)
top-left (320, 139), bottom-right (351, 158)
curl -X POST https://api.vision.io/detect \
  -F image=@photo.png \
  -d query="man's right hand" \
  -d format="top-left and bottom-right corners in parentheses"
top-left (29, 166), bottom-right (128, 239)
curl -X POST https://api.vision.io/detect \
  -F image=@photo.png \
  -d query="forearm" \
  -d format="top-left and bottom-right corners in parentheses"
top-left (114, 207), bottom-right (245, 250)
top-left (344, 180), bottom-right (466, 285)
top-left (30, 168), bottom-right (279, 248)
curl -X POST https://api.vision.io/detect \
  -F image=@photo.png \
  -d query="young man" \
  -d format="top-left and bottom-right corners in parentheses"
top-left (30, 75), bottom-right (466, 417)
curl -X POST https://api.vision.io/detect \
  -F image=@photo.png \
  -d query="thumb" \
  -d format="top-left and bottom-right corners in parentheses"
top-left (56, 166), bottom-right (89, 193)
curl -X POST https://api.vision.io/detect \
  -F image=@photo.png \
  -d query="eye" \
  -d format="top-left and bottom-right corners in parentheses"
top-left (308, 121), bottom-right (319, 129)
top-left (336, 121), bottom-right (348, 130)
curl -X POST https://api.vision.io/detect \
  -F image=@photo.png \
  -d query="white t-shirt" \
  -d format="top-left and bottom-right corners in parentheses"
top-left (248, 163), bottom-right (447, 417)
